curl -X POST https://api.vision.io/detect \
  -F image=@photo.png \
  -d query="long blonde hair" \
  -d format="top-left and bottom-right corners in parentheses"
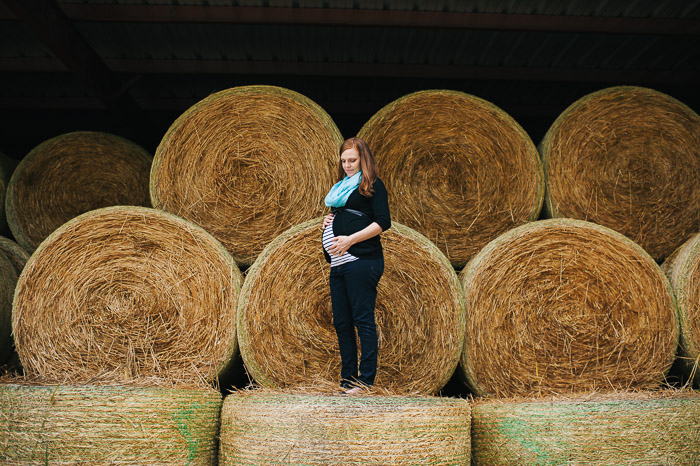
top-left (337, 137), bottom-right (377, 197)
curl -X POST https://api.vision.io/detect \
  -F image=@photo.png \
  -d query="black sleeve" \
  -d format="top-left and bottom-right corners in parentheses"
top-left (371, 178), bottom-right (391, 231)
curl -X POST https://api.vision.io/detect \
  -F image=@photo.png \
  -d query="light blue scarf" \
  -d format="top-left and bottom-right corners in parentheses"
top-left (324, 171), bottom-right (362, 207)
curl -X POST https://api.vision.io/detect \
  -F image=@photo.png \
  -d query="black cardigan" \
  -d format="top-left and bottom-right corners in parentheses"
top-left (323, 178), bottom-right (391, 263)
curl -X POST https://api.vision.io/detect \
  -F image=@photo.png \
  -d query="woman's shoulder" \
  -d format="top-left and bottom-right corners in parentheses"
top-left (371, 177), bottom-right (387, 192)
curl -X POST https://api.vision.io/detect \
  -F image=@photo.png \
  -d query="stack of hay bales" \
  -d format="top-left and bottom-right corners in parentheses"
top-left (358, 89), bottom-right (544, 268)
top-left (458, 85), bottom-right (700, 463)
top-left (219, 391), bottom-right (471, 465)
top-left (540, 86), bottom-right (700, 262)
top-left (5, 131), bottom-right (152, 252)
top-left (663, 233), bottom-right (700, 387)
top-left (459, 218), bottom-right (678, 397)
top-left (150, 85), bottom-right (343, 266)
top-left (237, 219), bottom-right (465, 395)
top-left (5, 83), bottom-right (700, 464)
top-left (4, 206), bottom-right (237, 464)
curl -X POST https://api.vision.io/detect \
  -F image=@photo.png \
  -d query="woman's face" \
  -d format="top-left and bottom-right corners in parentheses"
top-left (341, 147), bottom-right (361, 177)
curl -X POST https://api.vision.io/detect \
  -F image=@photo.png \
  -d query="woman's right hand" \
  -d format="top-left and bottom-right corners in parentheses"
top-left (322, 213), bottom-right (335, 229)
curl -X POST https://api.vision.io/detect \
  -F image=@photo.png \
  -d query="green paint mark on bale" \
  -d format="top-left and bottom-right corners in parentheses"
top-left (172, 402), bottom-right (202, 465)
top-left (498, 418), bottom-right (560, 466)
top-left (473, 391), bottom-right (700, 466)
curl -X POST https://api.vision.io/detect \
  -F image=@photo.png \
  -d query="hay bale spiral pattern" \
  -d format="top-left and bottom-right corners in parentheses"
top-left (0, 384), bottom-right (222, 465)
top-left (358, 89), bottom-right (544, 268)
top-left (5, 131), bottom-right (152, 252)
top-left (151, 85), bottom-right (343, 266)
top-left (662, 233), bottom-right (700, 385)
top-left (540, 86), bottom-right (700, 261)
top-left (12, 206), bottom-right (242, 385)
top-left (471, 391), bottom-right (700, 465)
top-left (459, 218), bottom-right (678, 397)
top-left (219, 391), bottom-right (471, 465)
top-left (238, 219), bottom-right (465, 395)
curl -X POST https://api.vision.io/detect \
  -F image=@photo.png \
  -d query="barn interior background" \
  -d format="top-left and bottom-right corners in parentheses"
top-left (1, 0), bottom-right (698, 158)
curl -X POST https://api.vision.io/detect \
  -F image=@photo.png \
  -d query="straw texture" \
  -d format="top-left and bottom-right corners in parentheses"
top-left (540, 86), bottom-right (700, 262)
top-left (5, 131), bottom-right (152, 252)
top-left (358, 89), bottom-right (544, 268)
top-left (12, 206), bottom-right (242, 386)
top-left (662, 233), bottom-right (700, 386)
top-left (219, 390), bottom-right (471, 465)
top-left (0, 383), bottom-right (222, 465)
top-left (0, 252), bottom-right (17, 365)
top-left (459, 218), bottom-right (678, 397)
top-left (238, 218), bottom-right (465, 395)
top-left (151, 85), bottom-right (343, 266)
top-left (471, 391), bottom-right (700, 465)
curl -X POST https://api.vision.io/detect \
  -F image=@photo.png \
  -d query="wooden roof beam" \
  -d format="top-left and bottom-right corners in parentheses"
top-left (0, 0), bottom-right (142, 113)
top-left (0, 4), bottom-right (697, 36)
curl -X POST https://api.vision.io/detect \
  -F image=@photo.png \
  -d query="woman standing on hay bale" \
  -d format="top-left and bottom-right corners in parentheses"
top-left (321, 137), bottom-right (391, 395)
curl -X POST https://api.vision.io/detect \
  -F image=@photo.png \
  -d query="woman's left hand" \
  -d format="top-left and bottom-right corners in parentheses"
top-left (330, 235), bottom-right (354, 256)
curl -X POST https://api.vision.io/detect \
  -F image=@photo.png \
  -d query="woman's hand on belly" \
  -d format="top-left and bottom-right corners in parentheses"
top-left (322, 213), bottom-right (334, 230)
top-left (329, 235), bottom-right (353, 256)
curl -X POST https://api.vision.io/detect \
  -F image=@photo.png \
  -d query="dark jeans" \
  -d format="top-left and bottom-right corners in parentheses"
top-left (329, 257), bottom-right (384, 387)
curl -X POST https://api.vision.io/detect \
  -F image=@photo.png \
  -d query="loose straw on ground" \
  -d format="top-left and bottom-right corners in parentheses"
top-left (459, 218), bottom-right (678, 397)
top-left (0, 383), bottom-right (222, 465)
top-left (237, 219), bottom-right (465, 395)
top-left (12, 206), bottom-right (242, 386)
top-left (540, 85), bottom-right (700, 262)
top-left (358, 89), bottom-right (544, 268)
top-left (471, 390), bottom-right (700, 465)
top-left (151, 85), bottom-right (343, 266)
top-left (219, 389), bottom-right (470, 466)
top-left (5, 131), bottom-right (152, 252)
top-left (662, 233), bottom-right (700, 387)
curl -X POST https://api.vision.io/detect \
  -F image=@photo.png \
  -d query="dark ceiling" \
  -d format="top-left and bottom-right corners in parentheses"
top-left (1, 0), bottom-right (699, 159)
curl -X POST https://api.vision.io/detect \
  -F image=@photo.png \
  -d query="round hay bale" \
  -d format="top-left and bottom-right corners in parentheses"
top-left (0, 150), bottom-right (17, 233)
top-left (219, 390), bottom-right (470, 465)
top-left (0, 383), bottom-right (222, 465)
top-left (0, 237), bottom-right (29, 372)
top-left (472, 391), bottom-right (700, 465)
top-left (0, 252), bottom-right (17, 365)
top-left (357, 89), bottom-right (544, 268)
top-left (151, 85), bottom-right (343, 267)
top-left (459, 218), bottom-right (678, 397)
top-left (12, 206), bottom-right (242, 385)
top-left (237, 219), bottom-right (465, 395)
top-left (662, 233), bottom-right (700, 386)
top-left (540, 86), bottom-right (700, 262)
top-left (0, 235), bottom-right (30, 274)
top-left (5, 131), bottom-right (152, 252)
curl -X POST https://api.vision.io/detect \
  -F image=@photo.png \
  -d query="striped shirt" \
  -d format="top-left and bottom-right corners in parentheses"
top-left (322, 223), bottom-right (359, 267)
